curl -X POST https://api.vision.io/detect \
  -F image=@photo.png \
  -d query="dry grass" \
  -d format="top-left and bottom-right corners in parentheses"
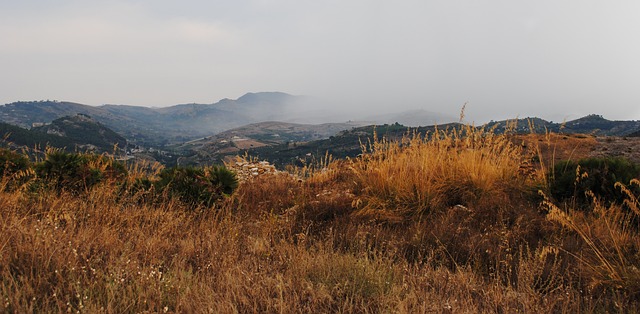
top-left (2, 125), bottom-right (640, 313)
top-left (350, 124), bottom-right (531, 220)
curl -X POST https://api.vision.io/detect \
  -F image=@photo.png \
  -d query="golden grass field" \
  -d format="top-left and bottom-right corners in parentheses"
top-left (2, 124), bottom-right (640, 313)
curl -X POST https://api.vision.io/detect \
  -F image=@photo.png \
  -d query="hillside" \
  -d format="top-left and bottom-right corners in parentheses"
top-left (1, 114), bottom-right (126, 153)
top-left (177, 121), bottom-right (367, 165)
top-left (3, 124), bottom-right (640, 312)
top-left (32, 114), bottom-right (127, 152)
top-left (0, 122), bottom-right (77, 151)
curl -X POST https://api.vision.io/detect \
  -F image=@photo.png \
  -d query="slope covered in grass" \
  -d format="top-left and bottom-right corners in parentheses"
top-left (2, 125), bottom-right (640, 312)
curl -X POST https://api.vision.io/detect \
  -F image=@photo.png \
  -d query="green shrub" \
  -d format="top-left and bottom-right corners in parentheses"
top-left (550, 157), bottom-right (640, 206)
top-left (0, 148), bottom-right (32, 190)
top-left (155, 166), bottom-right (237, 207)
top-left (0, 148), bottom-right (30, 176)
top-left (35, 151), bottom-right (127, 193)
top-left (207, 165), bottom-right (239, 195)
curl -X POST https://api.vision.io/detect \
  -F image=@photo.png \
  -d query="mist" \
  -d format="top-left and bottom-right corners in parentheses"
top-left (1, 1), bottom-right (639, 123)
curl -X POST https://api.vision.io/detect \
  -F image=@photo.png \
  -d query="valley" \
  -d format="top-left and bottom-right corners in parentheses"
top-left (2, 94), bottom-right (640, 169)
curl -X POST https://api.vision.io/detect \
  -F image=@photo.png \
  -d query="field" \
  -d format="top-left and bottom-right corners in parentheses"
top-left (2, 125), bottom-right (640, 313)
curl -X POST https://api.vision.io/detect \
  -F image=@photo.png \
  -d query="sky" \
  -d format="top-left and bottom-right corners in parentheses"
top-left (1, 0), bottom-right (640, 123)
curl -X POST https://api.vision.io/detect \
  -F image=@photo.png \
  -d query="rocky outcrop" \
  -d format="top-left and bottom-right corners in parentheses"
top-left (228, 159), bottom-right (279, 181)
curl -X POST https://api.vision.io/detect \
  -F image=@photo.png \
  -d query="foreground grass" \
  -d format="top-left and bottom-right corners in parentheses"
top-left (2, 127), bottom-right (640, 312)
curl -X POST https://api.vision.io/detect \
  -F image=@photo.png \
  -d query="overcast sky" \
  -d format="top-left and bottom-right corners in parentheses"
top-left (1, 0), bottom-right (640, 122)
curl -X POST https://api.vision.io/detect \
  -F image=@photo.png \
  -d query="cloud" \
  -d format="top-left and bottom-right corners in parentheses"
top-left (169, 19), bottom-right (235, 45)
top-left (0, 2), bottom-right (238, 54)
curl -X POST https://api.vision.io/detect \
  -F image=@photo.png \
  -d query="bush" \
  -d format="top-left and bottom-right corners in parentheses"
top-left (550, 157), bottom-right (640, 206)
top-left (0, 148), bottom-right (30, 176)
top-left (0, 148), bottom-right (32, 190)
top-left (155, 166), bottom-right (237, 207)
top-left (207, 165), bottom-right (239, 195)
top-left (35, 150), bottom-right (127, 193)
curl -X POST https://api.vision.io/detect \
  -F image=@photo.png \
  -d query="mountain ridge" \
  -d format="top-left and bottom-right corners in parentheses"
top-left (0, 93), bottom-right (304, 146)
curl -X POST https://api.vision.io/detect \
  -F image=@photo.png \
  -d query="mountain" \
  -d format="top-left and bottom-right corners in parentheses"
top-left (0, 93), bottom-right (314, 147)
top-left (0, 101), bottom-right (109, 129)
top-left (1, 114), bottom-right (125, 153)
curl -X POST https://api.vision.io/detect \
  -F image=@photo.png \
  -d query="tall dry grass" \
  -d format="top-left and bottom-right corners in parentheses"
top-left (349, 124), bottom-right (532, 220)
top-left (542, 180), bottom-right (640, 296)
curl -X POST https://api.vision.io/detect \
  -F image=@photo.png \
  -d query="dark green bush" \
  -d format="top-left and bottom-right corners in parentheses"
top-left (208, 165), bottom-right (239, 195)
top-left (550, 157), bottom-right (640, 206)
top-left (155, 165), bottom-right (237, 207)
top-left (0, 148), bottom-right (30, 176)
top-left (0, 148), bottom-right (32, 190)
top-left (35, 151), bottom-right (127, 193)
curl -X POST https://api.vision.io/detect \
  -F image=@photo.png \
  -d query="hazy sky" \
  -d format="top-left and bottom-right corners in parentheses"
top-left (1, 0), bottom-right (640, 122)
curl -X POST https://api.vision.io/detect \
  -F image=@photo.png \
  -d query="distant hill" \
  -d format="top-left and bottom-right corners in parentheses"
top-left (0, 93), bottom-right (314, 147)
top-left (234, 122), bottom-right (462, 167)
top-left (177, 121), bottom-right (367, 165)
top-left (32, 114), bottom-right (127, 152)
top-left (485, 114), bottom-right (640, 136)
top-left (0, 93), bottom-right (464, 149)
top-left (1, 122), bottom-right (77, 151)
top-left (1, 114), bottom-right (125, 153)
top-left (233, 115), bottom-right (640, 167)
top-left (4, 94), bottom-right (640, 166)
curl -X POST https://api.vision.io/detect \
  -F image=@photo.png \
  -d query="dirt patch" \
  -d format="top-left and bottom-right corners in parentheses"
top-left (590, 136), bottom-right (640, 164)
top-left (514, 133), bottom-right (640, 165)
top-left (232, 139), bottom-right (268, 150)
